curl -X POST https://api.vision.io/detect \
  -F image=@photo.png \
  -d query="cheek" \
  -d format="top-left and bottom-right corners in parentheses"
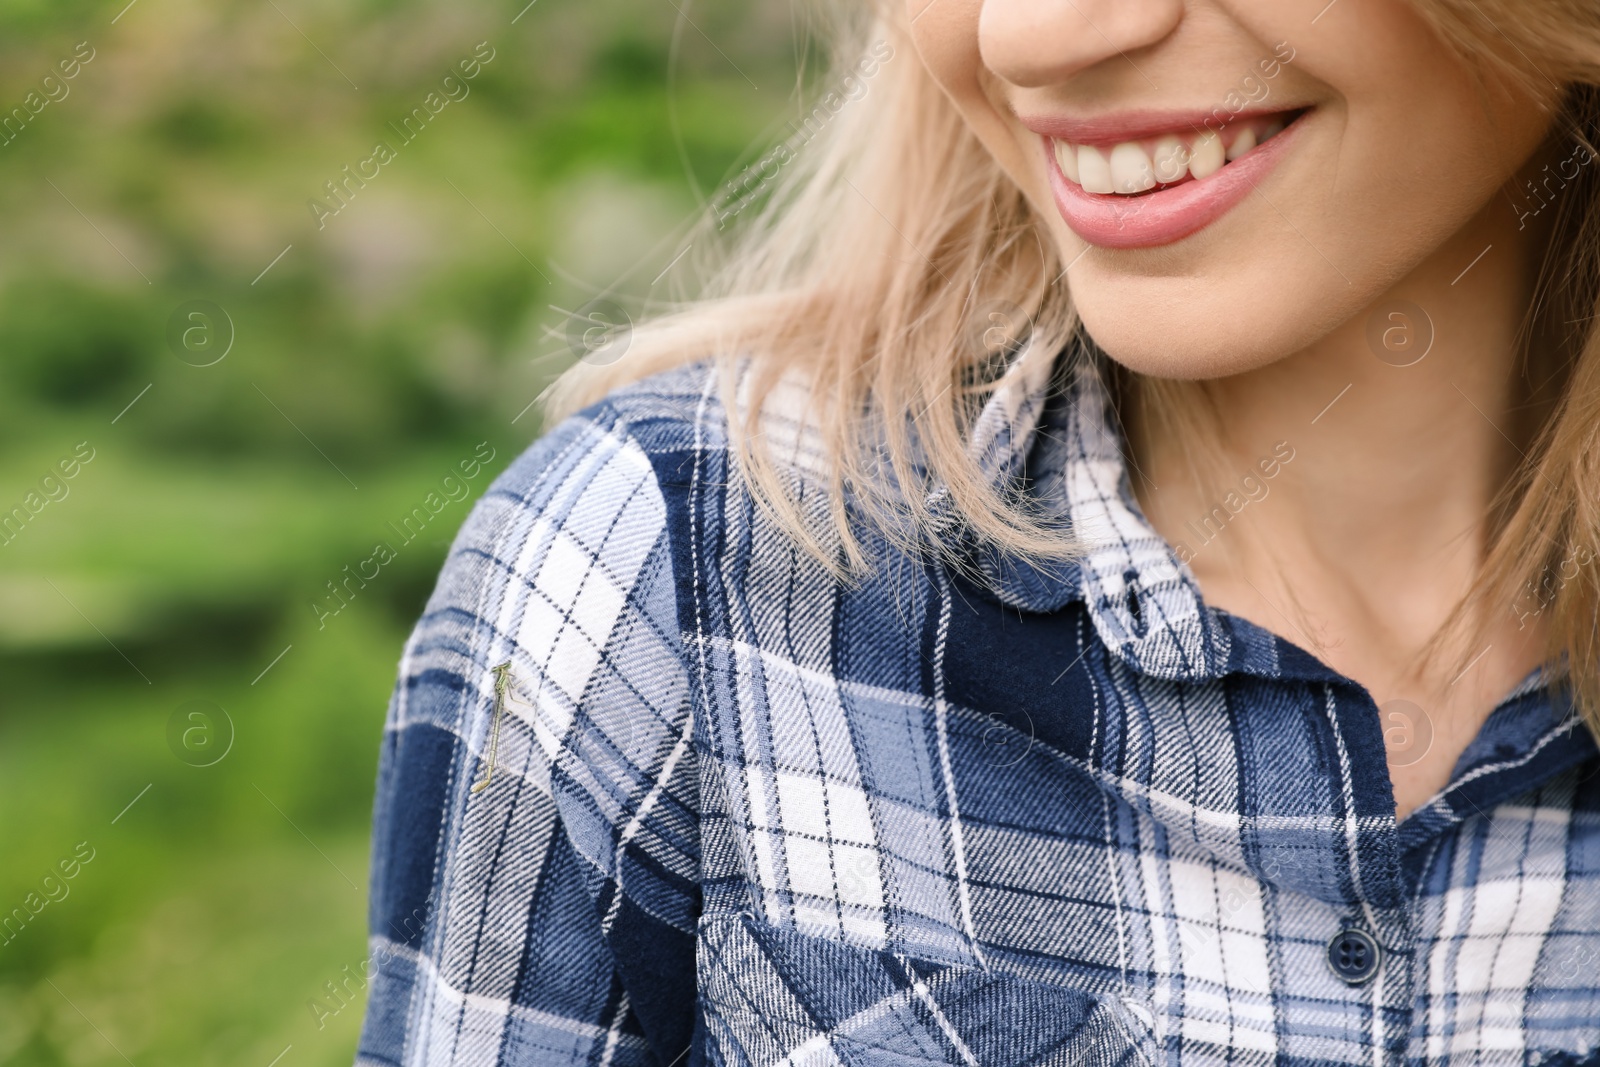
top-left (905, 0), bottom-right (982, 94)
top-left (907, 0), bottom-right (1048, 202)
top-left (1320, 3), bottom-right (1549, 225)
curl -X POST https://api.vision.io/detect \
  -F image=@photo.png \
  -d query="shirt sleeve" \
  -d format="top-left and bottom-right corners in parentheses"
top-left (356, 410), bottom-right (701, 1067)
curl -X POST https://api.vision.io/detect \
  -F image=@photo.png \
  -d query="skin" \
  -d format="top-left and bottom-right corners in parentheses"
top-left (907, 0), bottom-right (1564, 819)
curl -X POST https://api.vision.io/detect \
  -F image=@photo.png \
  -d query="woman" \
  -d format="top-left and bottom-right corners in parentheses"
top-left (356, 0), bottom-right (1600, 1063)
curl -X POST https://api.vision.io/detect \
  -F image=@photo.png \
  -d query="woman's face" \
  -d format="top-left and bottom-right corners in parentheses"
top-left (907, 0), bottom-right (1561, 378)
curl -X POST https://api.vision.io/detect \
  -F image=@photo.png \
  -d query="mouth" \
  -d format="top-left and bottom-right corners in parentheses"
top-left (1026, 107), bottom-right (1310, 250)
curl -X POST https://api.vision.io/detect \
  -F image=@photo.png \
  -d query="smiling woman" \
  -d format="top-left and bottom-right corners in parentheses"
top-left (358, 0), bottom-right (1600, 1064)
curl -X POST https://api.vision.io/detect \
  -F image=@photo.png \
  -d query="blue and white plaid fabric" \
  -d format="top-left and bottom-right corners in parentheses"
top-left (356, 343), bottom-right (1600, 1067)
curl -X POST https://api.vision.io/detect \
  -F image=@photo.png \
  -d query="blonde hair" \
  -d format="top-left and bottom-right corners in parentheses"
top-left (546, 0), bottom-right (1600, 729)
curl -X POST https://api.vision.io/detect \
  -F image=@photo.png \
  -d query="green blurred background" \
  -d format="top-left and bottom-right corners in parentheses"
top-left (0, 1), bottom-right (804, 1062)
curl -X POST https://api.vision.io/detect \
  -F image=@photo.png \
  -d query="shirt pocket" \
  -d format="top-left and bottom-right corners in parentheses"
top-left (695, 910), bottom-right (1156, 1067)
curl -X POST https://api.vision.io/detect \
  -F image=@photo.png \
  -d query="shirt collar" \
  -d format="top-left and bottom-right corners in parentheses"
top-left (940, 340), bottom-right (1593, 768)
top-left (932, 342), bottom-right (1597, 860)
top-left (944, 338), bottom-right (1236, 682)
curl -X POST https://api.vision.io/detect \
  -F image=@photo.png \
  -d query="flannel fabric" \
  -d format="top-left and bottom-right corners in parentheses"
top-left (356, 342), bottom-right (1600, 1067)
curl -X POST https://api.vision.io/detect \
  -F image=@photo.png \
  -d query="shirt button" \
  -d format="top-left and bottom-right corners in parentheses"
top-left (1326, 928), bottom-right (1381, 985)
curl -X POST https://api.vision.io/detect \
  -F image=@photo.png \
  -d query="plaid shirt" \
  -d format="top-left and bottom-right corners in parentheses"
top-left (356, 345), bottom-right (1600, 1067)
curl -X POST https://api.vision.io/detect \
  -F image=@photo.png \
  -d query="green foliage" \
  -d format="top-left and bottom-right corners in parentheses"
top-left (0, 280), bottom-right (160, 407)
top-left (0, 0), bottom-right (799, 1063)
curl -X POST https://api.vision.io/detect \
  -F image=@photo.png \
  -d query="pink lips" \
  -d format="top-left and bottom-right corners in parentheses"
top-left (1026, 109), bottom-right (1308, 250)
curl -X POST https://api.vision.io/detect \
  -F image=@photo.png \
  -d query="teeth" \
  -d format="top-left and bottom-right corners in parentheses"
top-left (1077, 145), bottom-right (1114, 194)
top-left (1109, 143), bottom-right (1156, 193)
top-left (1151, 136), bottom-right (1188, 183)
top-left (1188, 130), bottom-right (1226, 179)
top-left (1054, 138), bottom-right (1079, 183)
top-left (1225, 127), bottom-right (1256, 161)
top-left (1050, 112), bottom-right (1293, 195)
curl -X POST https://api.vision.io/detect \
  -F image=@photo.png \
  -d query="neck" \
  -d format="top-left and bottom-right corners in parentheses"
top-left (1132, 153), bottom-right (1559, 707)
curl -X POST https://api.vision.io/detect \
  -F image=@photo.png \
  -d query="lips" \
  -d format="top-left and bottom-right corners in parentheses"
top-left (1024, 107), bottom-right (1309, 249)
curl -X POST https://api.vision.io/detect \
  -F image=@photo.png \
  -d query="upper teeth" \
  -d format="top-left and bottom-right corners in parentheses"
top-left (1054, 115), bottom-right (1288, 195)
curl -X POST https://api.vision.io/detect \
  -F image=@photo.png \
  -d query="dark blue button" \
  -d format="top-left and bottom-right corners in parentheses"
top-left (1326, 928), bottom-right (1381, 985)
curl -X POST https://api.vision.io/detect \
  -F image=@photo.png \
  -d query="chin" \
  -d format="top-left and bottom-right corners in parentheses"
top-left (1069, 269), bottom-right (1354, 381)
top-left (1082, 327), bottom-right (1286, 380)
